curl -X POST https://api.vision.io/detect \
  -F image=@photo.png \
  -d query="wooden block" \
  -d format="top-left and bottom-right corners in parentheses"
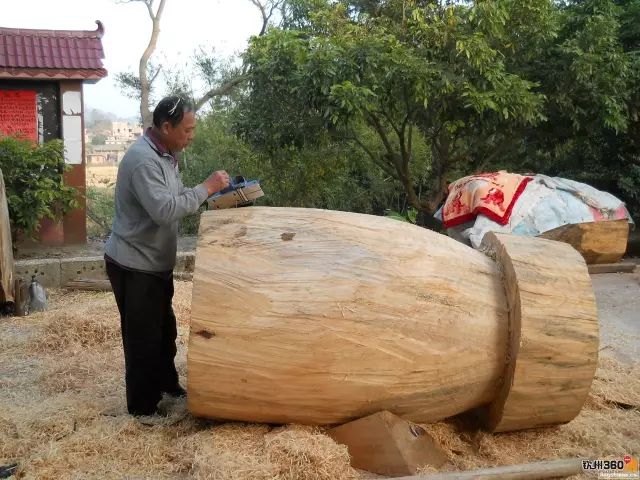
top-left (538, 219), bottom-right (629, 264)
top-left (188, 208), bottom-right (511, 426)
top-left (327, 411), bottom-right (448, 476)
top-left (588, 262), bottom-right (637, 274)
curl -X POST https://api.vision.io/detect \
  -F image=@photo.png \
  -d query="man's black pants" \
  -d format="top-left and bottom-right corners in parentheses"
top-left (106, 261), bottom-right (180, 415)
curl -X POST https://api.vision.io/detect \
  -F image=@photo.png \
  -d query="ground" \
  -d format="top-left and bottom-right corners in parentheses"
top-left (592, 271), bottom-right (640, 364)
top-left (86, 165), bottom-right (119, 189)
top-left (0, 270), bottom-right (638, 479)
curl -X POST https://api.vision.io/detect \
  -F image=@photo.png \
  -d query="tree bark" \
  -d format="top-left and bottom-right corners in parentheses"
top-left (136, 0), bottom-right (166, 129)
top-left (125, 1), bottom-right (284, 120)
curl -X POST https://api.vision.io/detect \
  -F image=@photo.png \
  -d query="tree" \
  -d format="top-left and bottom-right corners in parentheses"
top-left (236, 0), bottom-right (554, 221)
top-left (115, 0), bottom-right (167, 128)
top-left (116, 0), bottom-right (283, 127)
top-left (178, 104), bottom-right (400, 234)
top-left (513, 0), bottom-right (638, 220)
top-left (0, 137), bottom-right (78, 244)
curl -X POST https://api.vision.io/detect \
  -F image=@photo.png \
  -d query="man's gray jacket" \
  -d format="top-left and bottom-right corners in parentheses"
top-left (105, 135), bottom-right (208, 272)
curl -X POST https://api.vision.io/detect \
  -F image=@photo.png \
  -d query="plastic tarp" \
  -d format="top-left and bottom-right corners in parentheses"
top-left (435, 174), bottom-right (634, 249)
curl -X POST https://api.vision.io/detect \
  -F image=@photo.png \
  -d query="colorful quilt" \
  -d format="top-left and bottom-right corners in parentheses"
top-left (441, 171), bottom-right (532, 228)
top-left (435, 174), bottom-right (634, 249)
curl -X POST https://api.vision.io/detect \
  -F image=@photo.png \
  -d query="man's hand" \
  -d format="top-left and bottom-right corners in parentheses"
top-left (203, 170), bottom-right (230, 196)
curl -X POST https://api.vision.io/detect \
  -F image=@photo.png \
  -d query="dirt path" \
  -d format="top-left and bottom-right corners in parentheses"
top-left (592, 270), bottom-right (640, 364)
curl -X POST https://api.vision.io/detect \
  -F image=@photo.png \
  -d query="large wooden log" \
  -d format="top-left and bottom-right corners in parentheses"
top-left (538, 219), bottom-right (629, 264)
top-left (187, 207), bottom-right (599, 432)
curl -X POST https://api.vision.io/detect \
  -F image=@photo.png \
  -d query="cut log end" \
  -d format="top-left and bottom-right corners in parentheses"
top-left (538, 219), bottom-right (629, 265)
top-left (479, 232), bottom-right (599, 432)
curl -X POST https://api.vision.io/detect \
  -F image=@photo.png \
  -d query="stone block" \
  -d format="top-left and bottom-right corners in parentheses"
top-left (14, 259), bottom-right (61, 289)
top-left (60, 256), bottom-right (107, 285)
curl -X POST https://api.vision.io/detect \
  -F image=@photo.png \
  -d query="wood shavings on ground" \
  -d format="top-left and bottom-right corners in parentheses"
top-left (0, 283), bottom-right (638, 479)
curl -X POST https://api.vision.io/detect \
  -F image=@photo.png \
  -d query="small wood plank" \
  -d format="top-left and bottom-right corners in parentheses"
top-left (328, 411), bottom-right (448, 476)
top-left (0, 169), bottom-right (14, 303)
top-left (538, 219), bottom-right (629, 264)
top-left (64, 278), bottom-right (112, 291)
top-left (588, 262), bottom-right (637, 274)
top-left (390, 458), bottom-right (583, 480)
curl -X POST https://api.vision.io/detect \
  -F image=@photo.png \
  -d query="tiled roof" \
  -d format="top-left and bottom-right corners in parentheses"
top-left (0, 21), bottom-right (107, 81)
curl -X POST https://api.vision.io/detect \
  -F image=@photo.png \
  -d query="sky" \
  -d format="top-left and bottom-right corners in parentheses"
top-left (2, 0), bottom-right (265, 118)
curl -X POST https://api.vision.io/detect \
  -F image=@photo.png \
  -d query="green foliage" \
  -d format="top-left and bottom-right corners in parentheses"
top-left (178, 112), bottom-right (261, 235)
top-left (385, 207), bottom-right (418, 223)
top-left (238, 0), bottom-right (552, 215)
top-left (0, 136), bottom-right (78, 242)
top-left (546, 0), bottom-right (628, 133)
top-left (86, 186), bottom-right (115, 238)
top-left (115, 0), bottom-right (640, 227)
top-left (234, 0), bottom-right (640, 222)
top-left (91, 135), bottom-right (107, 145)
top-left (115, 62), bottom-right (161, 102)
top-left (513, 0), bottom-right (640, 221)
top-left (180, 109), bottom-right (401, 234)
top-left (246, 141), bottom-right (400, 214)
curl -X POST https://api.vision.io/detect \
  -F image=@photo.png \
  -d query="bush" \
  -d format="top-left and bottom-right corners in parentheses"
top-left (178, 111), bottom-right (402, 235)
top-left (86, 186), bottom-right (115, 238)
top-left (178, 113), bottom-right (263, 235)
top-left (0, 136), bottom-right (78, 243)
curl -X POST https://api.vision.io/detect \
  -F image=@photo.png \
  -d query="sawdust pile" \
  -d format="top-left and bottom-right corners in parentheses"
top-left (0, 284), bottom-right (638, 479)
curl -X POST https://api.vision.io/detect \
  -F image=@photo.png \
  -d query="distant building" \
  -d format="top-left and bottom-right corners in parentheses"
top-left (87, 143), bottom-right (127, 164)
top-left (0, 21), bottom-right (107, 246)
top-left (108, 121), bottom-right (142, 143)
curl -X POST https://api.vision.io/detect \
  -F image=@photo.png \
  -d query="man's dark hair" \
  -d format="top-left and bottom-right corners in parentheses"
top-left (153, 96), bottom-right (194, 128)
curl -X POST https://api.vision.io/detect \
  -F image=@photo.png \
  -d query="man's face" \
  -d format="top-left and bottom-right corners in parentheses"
top-left (163, 111), bottom-right (196, 152)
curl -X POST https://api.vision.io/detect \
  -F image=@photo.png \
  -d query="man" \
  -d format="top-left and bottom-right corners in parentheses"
top-left (105, 96), bottom-right (229, 416)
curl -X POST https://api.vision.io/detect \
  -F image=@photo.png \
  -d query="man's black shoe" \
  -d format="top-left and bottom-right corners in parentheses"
top-left (164, 384), bottom-right (187, 398)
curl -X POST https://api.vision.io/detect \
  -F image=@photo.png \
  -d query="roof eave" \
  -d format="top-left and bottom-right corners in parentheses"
top-left (0, 68), bottom-right (108, 82)
top-left (0, 20), bottom-right (105, 39)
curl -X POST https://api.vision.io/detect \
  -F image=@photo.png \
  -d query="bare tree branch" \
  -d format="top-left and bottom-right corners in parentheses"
top-left (193, 0), bottom-right (281, 111)
top-left (137, 0), bottom-right (167, 128)
top-left (122, 0), bottom-right (281, 119)
top-left (250, 0), bottom-right (282, 35)
top-left (149, 65), bottom-right (163, 86)
top-left (117, 0), bottom-right (167, 127)
top-left (194, 75), bottom-right (248, 111)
